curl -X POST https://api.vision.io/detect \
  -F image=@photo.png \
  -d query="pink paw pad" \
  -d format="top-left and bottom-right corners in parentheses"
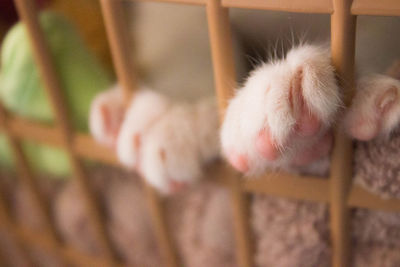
top-left (348, 118), bottom-right (379, 141)
top-left (168, 180), bottom-right (187, 194)
top-left (296, 109), bottom-right (321, 136)
top-left (228, 153), bottom-right (249, 173)
top-left (292, 132), bottom-right (333, 166)
top-left (255, 129), bottom-right (279, 161)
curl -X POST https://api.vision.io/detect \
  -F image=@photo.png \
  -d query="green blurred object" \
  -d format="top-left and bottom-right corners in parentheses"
top-left (0, 11), bottom-right (113, 177)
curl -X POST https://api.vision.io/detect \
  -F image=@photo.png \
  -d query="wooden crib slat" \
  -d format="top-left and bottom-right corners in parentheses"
top-left (12, 0), bottom-right (117, 264)
top-left (348, 186), bottom-right (400, 212)
top-left (0, 181), bottom-right (33, 266)
top-left (100, 0), bottom-right (137, 105)
top-left (206, 1), bottom-right (253, 266)
top-left (0, 104), bottom-right (59, 242)
top-left (244, 173), bottom-right (331, 203)
top-left (144, 184), bottom-right (180, 267)
top-left (351, 0), bottom-right (400, 16)
top-left (330, 0), bottom-right (356, 266)
top-left (125, 0), bottom-right (206, 6)
top-left (206, 0), bottom-right (237, 119)
top-left (222, 0), bottom-right (333, 14)
top-left (99, 1), bottom-right (180, 266)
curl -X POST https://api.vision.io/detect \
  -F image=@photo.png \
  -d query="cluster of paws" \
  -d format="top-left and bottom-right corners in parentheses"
top-left (222, 44), bottom-right (400, 176)
top-left (90, 86), bottom-right (219, 194)
top-left (90, 44), bottom-right (400, 193)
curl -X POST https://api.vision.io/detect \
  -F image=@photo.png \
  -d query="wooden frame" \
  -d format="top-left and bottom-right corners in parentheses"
top-left (0, 0), bottom-right (399, 266)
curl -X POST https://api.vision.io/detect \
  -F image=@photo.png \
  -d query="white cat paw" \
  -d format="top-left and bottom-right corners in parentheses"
top-left (89, 85), bottom-right (124, 148)
top-left (90, 86), bottom-right (219, 194)
top-left (140, 100), bottom-right (219, 194)
top-left (345, 74), bottom-right (400, 141)
top-left (221, 44), bottom-right (341, 175)
top-left (116, 89), bottom-right (171, 169)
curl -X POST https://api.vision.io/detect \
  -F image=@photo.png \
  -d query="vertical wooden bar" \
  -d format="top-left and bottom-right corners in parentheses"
top-left (0, 178), bottom-right (32, 266)
top-left (100, 0), bottom-right (137, 105)
top-left (144, 185), bottom-right (179, 267)
top-left (13, 0), bottom-right (116, 264)
top-left (206, 0), bottom-right (236, 119)
top-left (0, 105), bottom-right (57, 240)
top-left (330, 0), bottom-right (356, 266)
top-left (99, 1), bottom-right (179, 266)
top-left (206, 1), bottom-right (253, 267)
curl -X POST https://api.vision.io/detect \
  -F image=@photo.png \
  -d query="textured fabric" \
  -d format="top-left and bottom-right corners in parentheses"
top-left (354, 127), bottom-right (400, 198)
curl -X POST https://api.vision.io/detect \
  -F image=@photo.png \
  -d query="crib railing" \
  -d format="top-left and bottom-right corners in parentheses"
top-left (0, 0), bottom-right (400, 267)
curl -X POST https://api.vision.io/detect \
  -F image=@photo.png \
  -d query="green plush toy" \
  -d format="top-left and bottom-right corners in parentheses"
top-left (0, 11), bottom-right (113, 177)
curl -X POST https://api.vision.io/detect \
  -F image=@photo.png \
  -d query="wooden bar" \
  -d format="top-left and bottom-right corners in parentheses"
top-left (13, 0), bottom-right (116, 263)
top-left (7, 116), bottom-right (62, 146)
top-left (0, 222), bottom-right (120, 267)
top-left (351, 0), bottom-right (400, 16)
top-left (206, 0), bottom-right (237, 119)
top-left (0, 115), bottom-right (119, 165)
top-left (222, 0), bottom-right (333, 14)
top-left (329, 0), bottom-right (356, 266)
top-left (6, 113), bottom-right (400, 213)
top-left (348, 186), bottom-right (400, 212)
top-left (244, 173), bottom-right (330, 203)
top-left (0, 183), bottom-right (32, 266)
top-left (125, 0), bottom-right (205, 6)
top-left (100, 0), bottom-right (136, 105)
top-left (73, 134), bottom-right (120, 166)
top-left (144, 185), bottom-right (179, 267)
top-left (0, 105), bottom-right (59, 242)
top-left (206, 1), bottom-right (253, 266)
top-left (99, 1), bottom-right (179, 266)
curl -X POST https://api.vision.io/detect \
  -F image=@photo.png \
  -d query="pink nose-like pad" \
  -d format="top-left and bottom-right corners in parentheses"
top-left (292, 132), bottom-right (333, 166)
top-left (256, 129), bottom-right (279, 161)
top-left (348, 119), bottom-right (379, 141)
top-left (228, 153), bottom-right (249, 173)
top-left (296, 110), bottom-right (321, 136)
top-left (169, 180), bottom-right (187, 193)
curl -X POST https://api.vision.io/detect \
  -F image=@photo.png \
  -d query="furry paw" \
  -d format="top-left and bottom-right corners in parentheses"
top-left (116, 89), bottom-right (171, 169)
top-left (90, 86), bottom-right (219, 194)
top-left (221, 44), bottom-right (341, 175)
top-left (140, 99), bottom-right (219, 194)
top-left (89, 85), bottom-right (125, 148)
top-left (344, 74), bottom-right (400, 141)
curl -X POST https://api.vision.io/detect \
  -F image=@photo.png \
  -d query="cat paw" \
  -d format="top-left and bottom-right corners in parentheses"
top-left (89, 85), bottom-right (171, 170)
top-left (89, 85), bottom-right (124, 148)
top-left (140, 100), bottom-right (219, 194)
top-left (90, 85), bottom-right (219, 193)
top-left (221, 44), bottom-right (341, 175)
top-left (345, 74), bottom-right (400, 141)
top-left (116, 89), bottom-right (171, 169)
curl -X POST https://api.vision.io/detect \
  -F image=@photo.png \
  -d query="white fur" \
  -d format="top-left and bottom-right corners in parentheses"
top-left (220, 44), bottom-right (341, 175)
top-left (116, 88), bottom-right (171, 169)
top-left (89, 85), bottom-right (124, 147)
top-left (193, 98), bottom-right (220, 163)
top-left (345, 74), bottom-right (400, 140)
top-left (140, 101), bottom-right (219, 194)
top-left (90, 85), bottom-right (220, 193)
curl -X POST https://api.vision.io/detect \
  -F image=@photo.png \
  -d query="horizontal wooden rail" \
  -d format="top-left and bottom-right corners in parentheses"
top-left (6, 116), bottom-right (400, 212)
top-left (0, 221), bottom-right (121, 267)
top-left (351, 0), bottom-right (400, 16)
top-left (348, 186), bottom-right (400, 212)
top-left (243, 173), bottom-right (330, 203)
top-left (222, 0), bottom-right (333, 13)
top-left (125, 0), bottom-right (205, 5)
top-left (0, 115), bottom-right (119, 165)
